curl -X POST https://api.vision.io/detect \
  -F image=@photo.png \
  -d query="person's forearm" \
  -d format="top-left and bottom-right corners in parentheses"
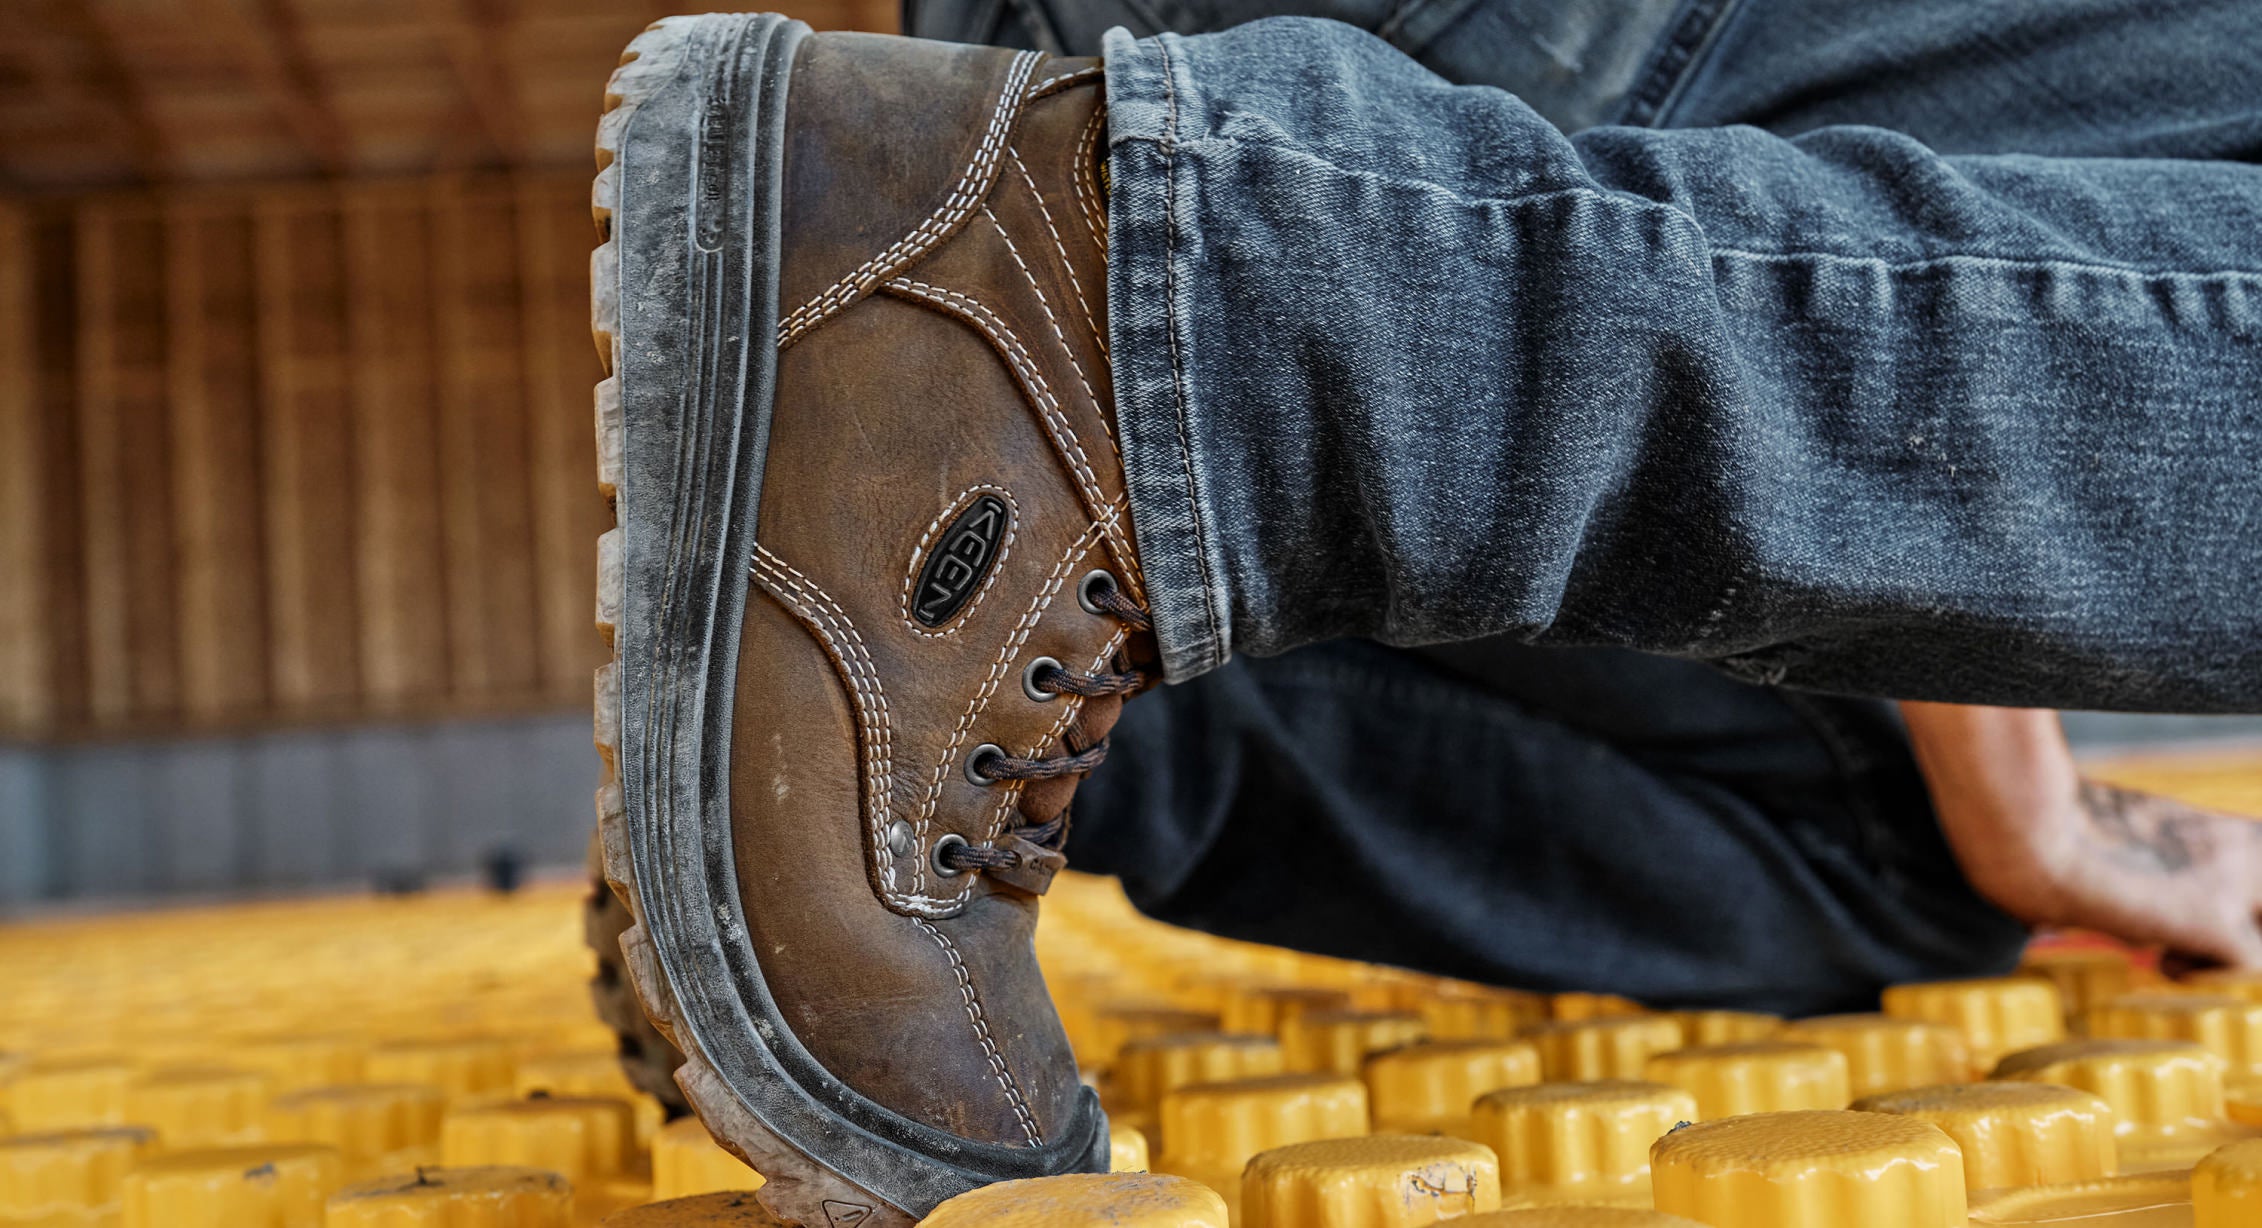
top-left (1904, 701), bottom-right (2262, 967)
top-left (1900, 702), bottom-right (2081, 925)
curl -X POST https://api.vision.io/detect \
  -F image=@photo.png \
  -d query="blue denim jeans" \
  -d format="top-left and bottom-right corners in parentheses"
top-left (926, 0), bottom-right (2262, 711)
top-left (898, 0), bottom-right (2259, 1007)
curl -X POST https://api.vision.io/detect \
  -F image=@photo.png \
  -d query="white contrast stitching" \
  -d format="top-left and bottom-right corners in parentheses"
top-left (915, 918), bottom-right (1045, 1146)
top-left (778, 51), bottom-right (1042, 348)
top-left (882, 276), bottom-right (1141, 575)
top-left (973, 203), bottom-right (1137, 598)
top-left (1026, 64), bottom-right (1103, 99)
top-left (981, 205), bottom-right (1111, 447)
top-left (1073, 105), bottom-right (1108, 251)
top-left (750, 546), bottom-right (899, 894)
top-left (899, 484), bottom-right (1020, 639)
top-left (1007, 146), bottom-right (1105, 358)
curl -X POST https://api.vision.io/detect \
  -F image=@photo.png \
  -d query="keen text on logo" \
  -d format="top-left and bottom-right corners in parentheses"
top-left (912, 494), bottom-right (1010, 627)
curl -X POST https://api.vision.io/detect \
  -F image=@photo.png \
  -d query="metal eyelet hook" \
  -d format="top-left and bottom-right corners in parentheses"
top-left (1077, 569), bottom-right (1117, 616)
top-left (931, 834), bottom-right (970, 877)
top-left (1022, 656), bottom-right (1062, 703)
top-left (964, 743), bottom-right (1006, 786)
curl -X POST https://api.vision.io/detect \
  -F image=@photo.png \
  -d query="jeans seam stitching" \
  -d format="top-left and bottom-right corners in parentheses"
top-left (1116, 138), bottom-right (2262, 287)
top-left (1130, 137), bottom-right (1710, 241)
top-left (1710, 245), bottom-right (2262, 284)
top-left (1156, 35), bottom-right (1225, 671)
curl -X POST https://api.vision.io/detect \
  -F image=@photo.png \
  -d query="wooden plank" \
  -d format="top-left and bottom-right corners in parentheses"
top-left (73, 205), bottom-right (128, 724)
top-left (31, 211), bottom-right (87, 731)
top-left (166, 201), bottom-right (271, 719)
top-left (76, 203), bottom-right (180, 724)
top-left (255, 193), bottom-right (363, 712)
top-left (112, 211), bottom-right (181, 724)
top-left (0, 204), bottom-right (44, 733)
top-left (514, 173), bottom-right (605, 703)
top-left (343, 186), bottom-right (450, 707)
top-left (430, 177), bottom-right (539, 701)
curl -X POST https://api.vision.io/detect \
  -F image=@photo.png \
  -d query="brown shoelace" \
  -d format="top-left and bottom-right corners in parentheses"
top-left (939, 573), bottom-right (1152, 876)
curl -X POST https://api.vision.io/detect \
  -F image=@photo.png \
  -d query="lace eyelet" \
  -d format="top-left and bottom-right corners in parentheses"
top-left (1077, 569), bottom-right (1118, 616)
top-left (931, 834), bottom-right (970, 877)
top-left (1022, 656), bottom-right (1063, 703)
top-left (965, 743), bottom-right (1006, 786)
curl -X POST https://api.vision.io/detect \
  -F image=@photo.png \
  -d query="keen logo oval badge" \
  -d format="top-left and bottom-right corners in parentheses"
top-left (911, 494), bottom-right (1011, 627)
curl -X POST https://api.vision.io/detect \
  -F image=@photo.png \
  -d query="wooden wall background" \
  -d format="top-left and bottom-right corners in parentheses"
top-left (0, 172), bottom-right (608, 739)
top-left (0, 0), bottom-right (901, 750)
top-left (0, 3), bottom-right (916, 900)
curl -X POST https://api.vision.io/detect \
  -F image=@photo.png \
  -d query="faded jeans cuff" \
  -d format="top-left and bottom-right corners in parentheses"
top-left (1102, 28), bottom-right (1230, 682)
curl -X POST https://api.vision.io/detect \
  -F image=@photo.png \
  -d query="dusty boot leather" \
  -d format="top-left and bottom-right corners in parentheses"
top-left (592, 14), bottom-right (1146, 1226)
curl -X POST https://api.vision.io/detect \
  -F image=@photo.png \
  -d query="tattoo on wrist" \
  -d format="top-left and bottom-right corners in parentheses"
top-left (2078, 781), bottom-right (2206, 874)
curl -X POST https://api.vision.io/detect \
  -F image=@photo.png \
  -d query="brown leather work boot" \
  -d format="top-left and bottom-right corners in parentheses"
top-left (591, 14), bottom-right (1148, 1226)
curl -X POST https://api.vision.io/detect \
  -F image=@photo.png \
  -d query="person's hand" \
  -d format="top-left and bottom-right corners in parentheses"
top-left (1900, 701), bottom-right (2262, 971)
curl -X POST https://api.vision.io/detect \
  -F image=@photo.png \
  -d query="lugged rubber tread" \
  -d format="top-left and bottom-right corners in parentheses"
top-left (595, 528), bottom-right (622, 651)
top-left (595, 376), bottom-right (623, 499)
top-left (585, 835), bottom-right (693, 1121)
